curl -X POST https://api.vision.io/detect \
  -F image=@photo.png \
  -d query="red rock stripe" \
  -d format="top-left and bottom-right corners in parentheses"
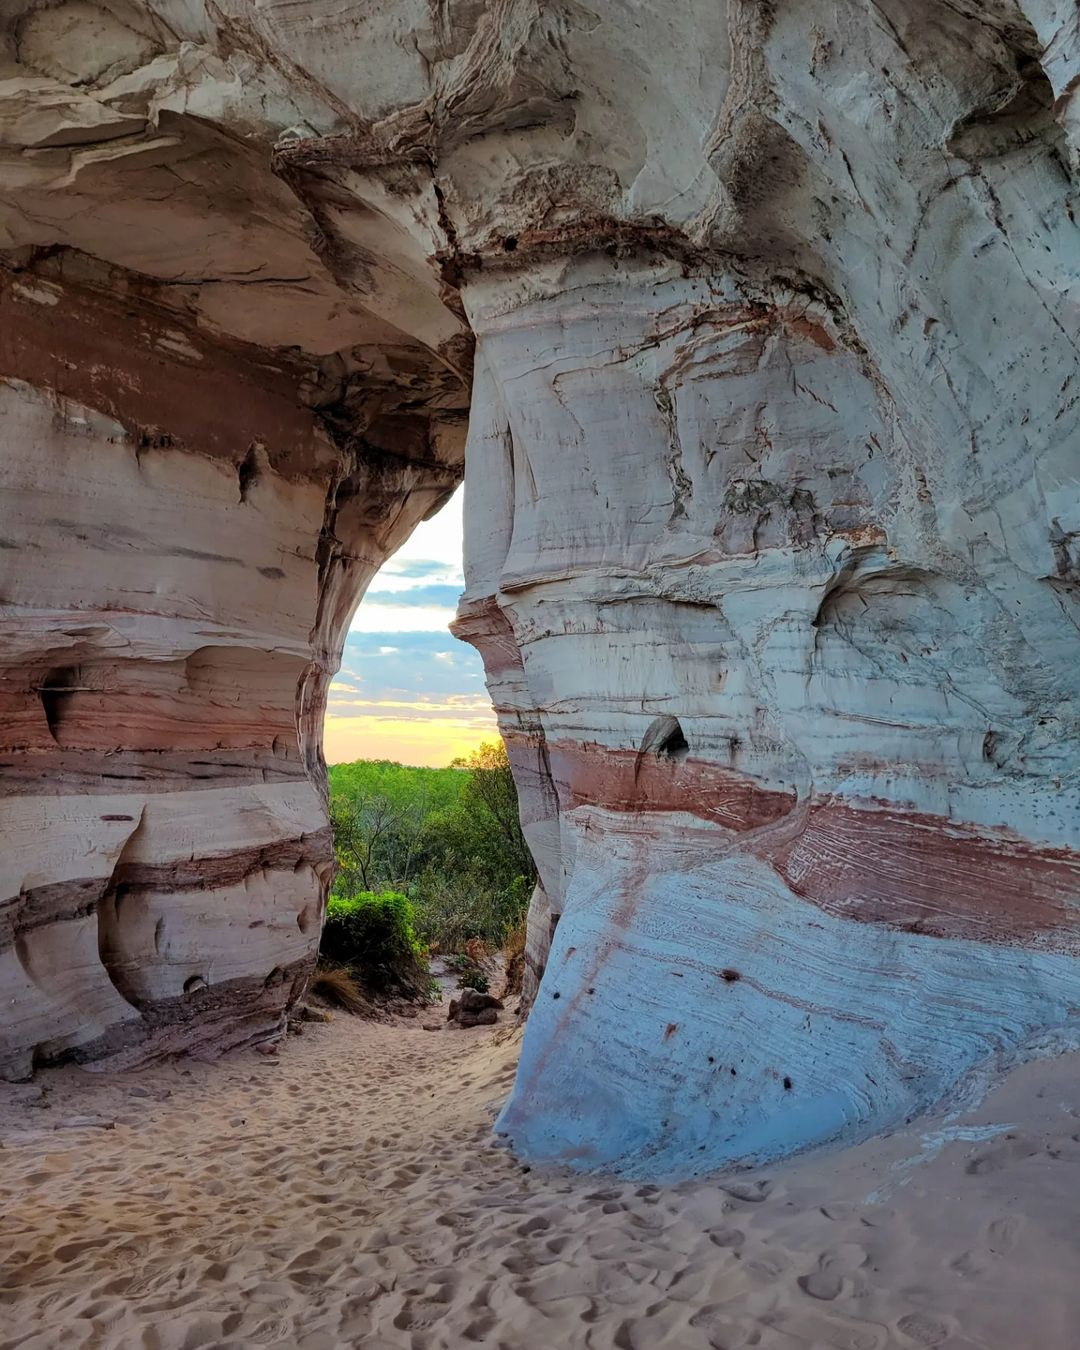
top-left (773, 804), bottom-right (1079, 950)
top-left (0, 748), bottom-right (304, 796)
top-left (0, 270), bottom-right (329, 478)
top-left (541, 739), bottom-right (796, 831)
top-left (534, 739), bottom-right (1080, 950)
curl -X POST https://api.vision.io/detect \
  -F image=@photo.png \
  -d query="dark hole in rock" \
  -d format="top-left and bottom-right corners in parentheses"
top-left (335, 476), bottom-right (358, 507)
top-left (237, 444), bottom-right (259, 502)
top-left (184, 975), bottom-right (207, 995)
top-left (658, 723), bottom-right (689, 760)
top-left (783, 1076), bottom-right (793, 1090)
top-left (503, 235), bottom-right (518, 251)
top-left (947, 53), bottom-right (1058, 159)
top-left (38, 666), bottom-right (84, 744)
top-left (721, 968), bottom-right (741, 982)
top-left (639, 714), bottom-right (690, 766)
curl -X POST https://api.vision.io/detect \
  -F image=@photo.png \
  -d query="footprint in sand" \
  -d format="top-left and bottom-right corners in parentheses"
top-left (949, 1250), bottom-right (988, 1279)
top-left (285, 1247), bottom-right (324, 1272)
top-left (392, 1308), bottom-right (437, 1331)
top-left (337, 1282), bottom-right (386, 1311)
top-left (819, 1202), bottom-right (862, 1222)
top-left (1047, 1134), bottom-right (1080, 1162)
top-left (820, 1243), bottom-right (870, 1275)
top-left (895, 1311), bottom-right (957, 1346)
top-left (745, 1251), bottom-right (788, 1278)
top-left (688, 1305), bottom-right (758, 1348)
top-left (500, 1254), bottom-right (533, 1276)
top-left (798, 1242), bottom-right (867, 1300)
top-left (53, 1238), bottom-right (111, 1264)
top-left (774, 1312), bottom-right (886, 1350)
top-left (462, 1313), bottom-right (498, 1341)
top-left (249, 1317), bottom-right (291, 1344)
top-left (722, 1179), bottom-right (772, 1204)
top-left (798, 1271), bottom-right (844, 1301)
top-left (985, 1215), bottom-right (1024, 1254)
top-left (94, 1273), bottom-right (136, 1297)
top-left (964, 1134), bottom-right (1042, 1175)
top-left (585, 1188), bottom-right (624, 1203)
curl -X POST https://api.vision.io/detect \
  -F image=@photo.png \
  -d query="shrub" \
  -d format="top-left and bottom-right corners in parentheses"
top-left (412, 869), bottom-right (532, 953)
top-left (320, 890), bottom-right (428, 996)
top-left (325, 745), bottom-right (538, 962)
top-left (457, 967), bottom-right (490, 994)
top-left (464, 936), bottom-right (487, 965)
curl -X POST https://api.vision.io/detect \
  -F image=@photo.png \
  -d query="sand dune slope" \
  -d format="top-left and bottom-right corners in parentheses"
top-left (2, 1017), bottom-right (1078, 1350)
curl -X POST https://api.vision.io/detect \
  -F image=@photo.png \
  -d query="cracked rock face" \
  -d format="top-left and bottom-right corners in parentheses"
top-left (1, 1), bottom-right (1078, 1176)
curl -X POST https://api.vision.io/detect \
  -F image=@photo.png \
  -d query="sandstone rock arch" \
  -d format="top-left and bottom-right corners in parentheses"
top-left (1, 0), bottom-right (1077, 1177)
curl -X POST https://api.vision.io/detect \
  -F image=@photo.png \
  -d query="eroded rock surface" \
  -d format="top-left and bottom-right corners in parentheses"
top-left (0, 0), bottom-right (470, 1078)
top-left (1, 1), bottom-right (1077, 1176)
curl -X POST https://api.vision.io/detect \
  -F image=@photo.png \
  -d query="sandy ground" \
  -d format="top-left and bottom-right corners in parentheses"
top-left (2, 1012), bottom-right (1079, 1350)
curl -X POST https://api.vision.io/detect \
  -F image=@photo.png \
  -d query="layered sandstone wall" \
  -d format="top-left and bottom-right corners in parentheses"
top-left (457, 254), bottom-right (1079, 1176)
top-left (0, 0), bottom-right (469, 1077)
top-left (445, 0), bottom-right (1080, 1174)
top-left (0, 263), bottom-right (461, 1079)
top-left (1, 0), bottom-right (1077, 1176)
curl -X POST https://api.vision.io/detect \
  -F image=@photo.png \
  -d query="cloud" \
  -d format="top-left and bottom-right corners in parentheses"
top-left (326, 694), bottom-right (493, 719)
top-left (381, 557), bottom-right (461, 581)
top-left (348, 604), bottom-right (458, 633)
top-left (333, 629), bottom-right (488, 710)
top-left (363, 583), bottom-right (463, 609)
top-left (329, 488), bottom-right (494, 766)
top-left (365, 565), bottom-right (462, 596)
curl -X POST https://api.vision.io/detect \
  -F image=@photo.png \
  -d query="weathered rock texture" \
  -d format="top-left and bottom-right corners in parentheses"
top-left (0, 0), bottom-right (469, 1078)
top-left (1, 2), bottom-right (1078, 1176)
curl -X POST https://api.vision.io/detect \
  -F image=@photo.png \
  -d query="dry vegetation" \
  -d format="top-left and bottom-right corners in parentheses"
top-left (503, 912), bottom-right (527, 997)
top-left (310, 965), bottom-right (369, 1015)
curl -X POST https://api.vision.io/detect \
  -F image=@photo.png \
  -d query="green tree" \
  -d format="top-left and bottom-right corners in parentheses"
top-left (449, 740), bottom-right (535, 884)
top-left (324, 741), bottom-right (536, 956)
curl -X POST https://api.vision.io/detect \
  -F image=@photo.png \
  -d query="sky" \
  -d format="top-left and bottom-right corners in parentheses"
top-left (323, 489), bottom-right (498, 767)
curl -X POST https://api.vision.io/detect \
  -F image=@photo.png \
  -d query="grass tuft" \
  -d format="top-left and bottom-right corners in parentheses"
top-left (310, 965), bottom-right (368, 1015)
top-left (503, 911), bottom-right (527, 997)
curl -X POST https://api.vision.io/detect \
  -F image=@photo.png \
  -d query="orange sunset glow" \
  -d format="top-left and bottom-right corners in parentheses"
top-left (323, 490), bottom-right (496, 767)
